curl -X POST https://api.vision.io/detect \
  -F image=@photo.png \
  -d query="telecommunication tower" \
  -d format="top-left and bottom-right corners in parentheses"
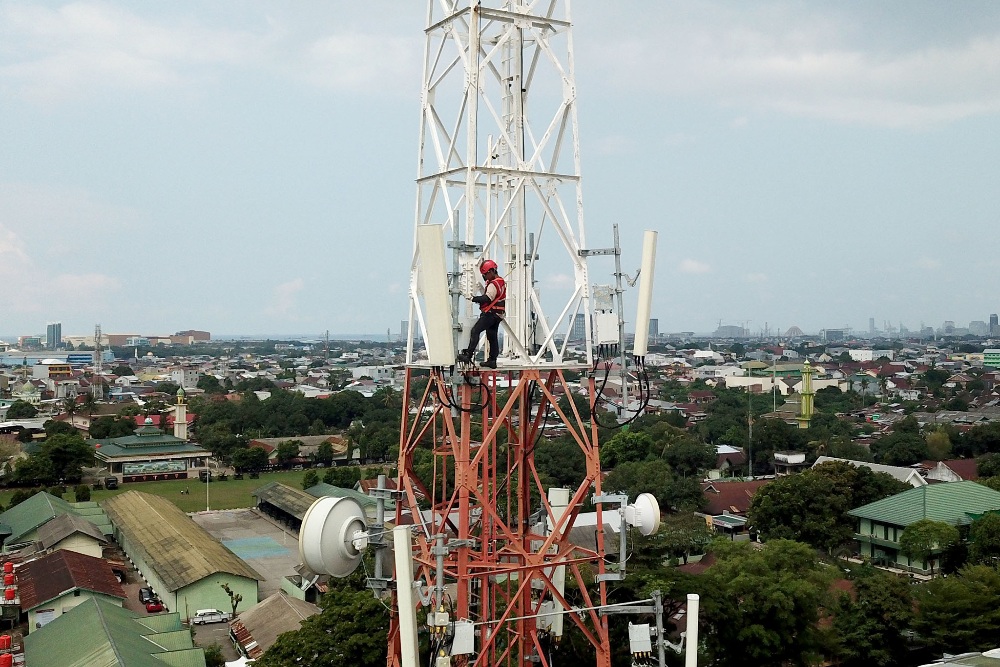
top-left (397, 2), bottom-right (613, 665)
top-left (92, 324), bottom-right (104, 400)
top-left (301, 3), bottom-right (662, 666)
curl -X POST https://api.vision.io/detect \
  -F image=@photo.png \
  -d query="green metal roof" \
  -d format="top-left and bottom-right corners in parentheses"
top-left (0, 492), bottom-right (80, 544)
top-left (89, 438), bottom-right (209, 459)
top-left (848, 481), bottom-right (1000, 528)
top-left (305, 482), bottom-right (377, 509)
top-left (22, 597), bottom-right (206, 667)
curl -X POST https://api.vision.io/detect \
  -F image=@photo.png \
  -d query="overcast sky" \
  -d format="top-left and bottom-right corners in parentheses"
top-left (2, 1), bottom-right (999, 339)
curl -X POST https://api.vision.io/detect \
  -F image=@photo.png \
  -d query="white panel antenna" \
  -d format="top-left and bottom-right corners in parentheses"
top-left (415, 224), bottom-right (457, 366)
top-left (632, 230), bottom-right (658, 357)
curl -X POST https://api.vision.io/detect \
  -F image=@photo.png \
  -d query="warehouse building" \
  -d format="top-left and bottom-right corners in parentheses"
top-left (102, 491), bottom-right (260, 620)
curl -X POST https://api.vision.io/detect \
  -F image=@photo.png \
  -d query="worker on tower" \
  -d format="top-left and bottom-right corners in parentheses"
top-left (457, 259), bottom-right (506, 368)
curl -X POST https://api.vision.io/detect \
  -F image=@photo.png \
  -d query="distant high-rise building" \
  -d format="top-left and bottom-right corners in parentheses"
top-left (969, 321), bottom-right (989, 336)
top-left (991, 314), bottom-right (998, 335)
top-left (822, 328), bottom-right (848, 343)
top-left (570, 313), bottom-right (587, 341)
top-left (648, 318), bottom-right (659, 340)
top-left (46, 322), bottom-right (62, 350)
top-left (869, 317), bottom-right (875, 335)
top-left (18, 335), bottom-right (43, 349)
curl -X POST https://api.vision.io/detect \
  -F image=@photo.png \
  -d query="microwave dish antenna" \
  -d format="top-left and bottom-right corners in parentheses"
top-left (299, 496), bottom-right (368, 578)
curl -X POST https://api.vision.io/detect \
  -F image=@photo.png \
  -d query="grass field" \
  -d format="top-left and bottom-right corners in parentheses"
top-left (0, 469), bottom-right (314, 513)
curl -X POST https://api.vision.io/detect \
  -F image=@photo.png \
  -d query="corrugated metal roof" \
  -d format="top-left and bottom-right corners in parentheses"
top-left (848, 481), bottom-right (1000, 527)
top-left (17, 550), bottom-right (125, 610)
top-left (251, 482), bottom-right (316, 519)
top-left (37, 512), bottom-right (108, 550)
top-left (102, 491), bottom-right (261, 592)
top-left (22, 597), bottom-right (204, 667)
top-left (230, 592), bottom-right (320, 658)
top-left (0, 491), bottom-right (79, 544)
top-left (305, 482), bottom-right (376, 509)
top-left (813, 456), bottom-right (927, 486)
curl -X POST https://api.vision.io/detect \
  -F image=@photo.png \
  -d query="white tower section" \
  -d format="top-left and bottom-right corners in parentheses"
top-left (406, 0), bottom-right (591, 367)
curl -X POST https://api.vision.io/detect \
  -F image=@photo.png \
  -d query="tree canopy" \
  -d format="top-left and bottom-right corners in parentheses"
top-left (701, 539), bottom-right (834, 667)
top-left (832, 565), bottom-right (914, 667)
top-left (899, 519), bottom-right (959, 574)
top-left (6, 400), bottom-right (38, 419)
top-left (257, 577), bottom-right (391, 667)
top-left (747, 461), bottom-right (909, 551)
top-left (913, 565), bottom-right (1000, 653)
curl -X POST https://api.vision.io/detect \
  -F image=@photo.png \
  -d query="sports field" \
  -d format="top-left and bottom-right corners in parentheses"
top-left (0, 469), bottom-right (313, 513)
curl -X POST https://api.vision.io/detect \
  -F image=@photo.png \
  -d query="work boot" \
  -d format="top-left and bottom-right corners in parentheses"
top-left (482, 359), bottom-right (497, 369)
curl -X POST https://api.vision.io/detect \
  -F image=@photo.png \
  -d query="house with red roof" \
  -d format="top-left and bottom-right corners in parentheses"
top-left (699, 479), bottom-right (770, 536)
top-left (923, 458), bottom-right (979, 483)
top-left (16, 550), bottom-right (126, 632)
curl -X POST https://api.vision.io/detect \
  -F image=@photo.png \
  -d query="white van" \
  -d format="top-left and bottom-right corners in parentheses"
top-left (192, 609), bottom-right (232, 624)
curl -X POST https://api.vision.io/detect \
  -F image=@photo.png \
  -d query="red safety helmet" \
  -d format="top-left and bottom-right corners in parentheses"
top-left (479, 259), bottom-right (498, 275)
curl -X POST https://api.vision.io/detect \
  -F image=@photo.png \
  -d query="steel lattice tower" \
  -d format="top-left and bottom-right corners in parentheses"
top-left (393, 2), bottom-right (611, 666)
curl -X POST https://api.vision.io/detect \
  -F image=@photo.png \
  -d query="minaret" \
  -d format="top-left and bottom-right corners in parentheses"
top-left (174, 386), bottom-right (189, 441)
top-left (798, 359), bottom-right (815, 429)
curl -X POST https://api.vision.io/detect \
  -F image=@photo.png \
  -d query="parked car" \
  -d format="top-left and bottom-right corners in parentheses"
top-left (192, 609), bottom-right (232, 625)
top-left (145, 599), bottom-right (163, 613)
top-left (105, 477), bottom-right (119, 490)
top-left (138, 587), bottom-right (155, 604)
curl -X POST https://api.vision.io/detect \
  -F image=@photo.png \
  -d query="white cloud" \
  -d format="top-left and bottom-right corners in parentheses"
top-left (593, 4), bottom-right (1000, 128)
top-left (0, 184), bottom-right (135, 318)
top-left (0, 2), bottom-right (262, 103)
top-left (0, 2), bottom-right (420, 105)
top-left (915, 257), bottom-right (941, 270)
top-left (0, 222), bottom-right (122, 314)
top-left (593, 134), bottom-right (637, 155)
top-left (265, 278), bottom-right (305, 318)
top-left (298, 32), bottom-right (420, 93)
top-left (545, 273), bottom-right (574, 289)
top-left (678, 259), bottom-right (711, 274)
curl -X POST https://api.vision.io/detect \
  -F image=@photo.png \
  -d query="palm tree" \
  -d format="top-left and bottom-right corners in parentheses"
top-left (860, 377), bottom-right (870, 407)
top-left (82, 393), bottom-right (98, 420)
top-left (63, 396), bottom-right (79, 427)
top-left (375, 386), bottom-right (400, 409)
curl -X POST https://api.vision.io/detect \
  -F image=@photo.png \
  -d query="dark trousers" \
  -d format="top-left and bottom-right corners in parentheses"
top-left (466, 311), bottom-right (503, 361)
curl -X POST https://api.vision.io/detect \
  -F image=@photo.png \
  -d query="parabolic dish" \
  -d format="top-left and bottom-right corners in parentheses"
top-left (299, 496), bottom-right (367, 577)
top-left (628, 493), bottom-right (661, 536)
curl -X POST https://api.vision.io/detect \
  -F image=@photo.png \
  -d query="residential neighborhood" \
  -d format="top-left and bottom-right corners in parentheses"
top-left (3, 326), bottom-right (1000, 665)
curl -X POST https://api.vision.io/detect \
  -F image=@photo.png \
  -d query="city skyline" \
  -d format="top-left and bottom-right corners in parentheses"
top-left (2, 2), bottom-right (999, 335)
top-left (3, 310), bottom-right (1000, 343)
